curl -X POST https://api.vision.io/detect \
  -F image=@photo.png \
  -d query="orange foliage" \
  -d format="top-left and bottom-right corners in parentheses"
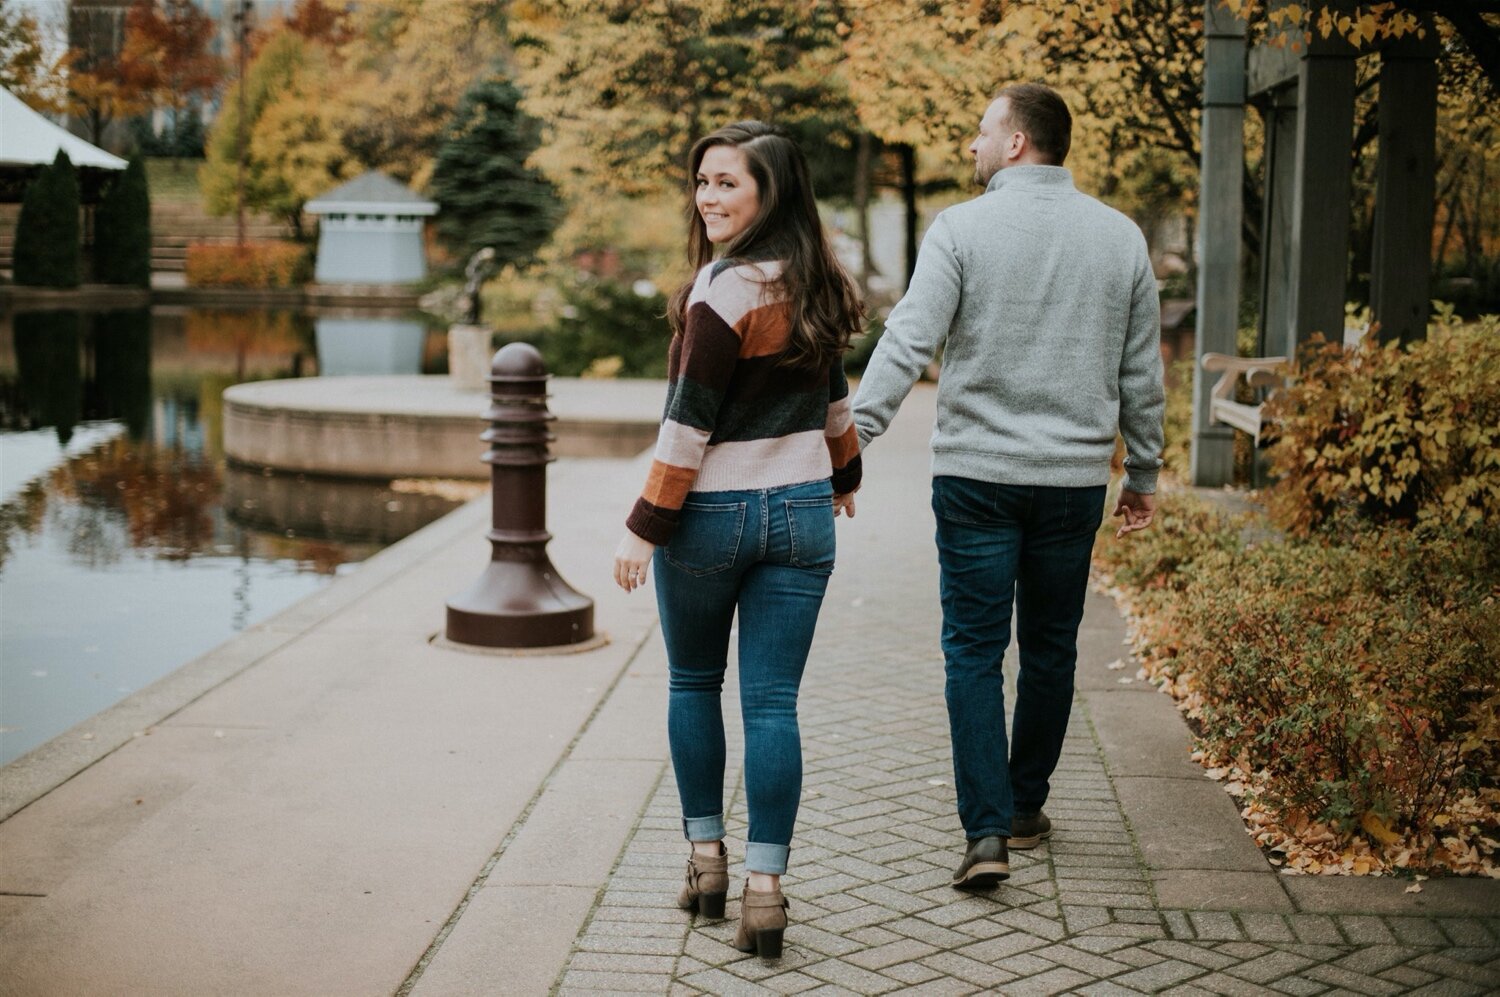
top-left (184, 241), bottom-right (312, 288)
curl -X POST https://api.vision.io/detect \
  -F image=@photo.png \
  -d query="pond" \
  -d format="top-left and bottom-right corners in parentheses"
top-left (0, 306), bottom-right (469, 767)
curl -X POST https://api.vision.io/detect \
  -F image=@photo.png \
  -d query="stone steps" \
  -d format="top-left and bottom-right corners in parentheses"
top-left (0, 202), bottom-right (294, 273)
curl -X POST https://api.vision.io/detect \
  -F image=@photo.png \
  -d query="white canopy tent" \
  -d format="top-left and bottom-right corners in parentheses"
top-left (0, 86), bottom-right (127, 171)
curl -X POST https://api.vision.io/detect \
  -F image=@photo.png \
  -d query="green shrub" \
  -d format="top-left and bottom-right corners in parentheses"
top-left (1264, 313), bottom-right (1500, 535)
top-left (93, 157), bottom-right (152, 287)
top-left (13, 151), bottom-right (81, 288)
top-left (534, 276), bottom-right (671, 377)
top-left (184, 241), bottom-right (312, 288)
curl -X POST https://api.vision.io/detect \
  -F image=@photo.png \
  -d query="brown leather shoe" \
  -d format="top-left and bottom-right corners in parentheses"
top-left (676, 844), bottom-right (728, 918)
top-left (733, 887), bottom-right (789, 958)
top-left (1009, 811), bottom-right (1053, 849)
top-left (951, 835), bottom-right (1010, 889)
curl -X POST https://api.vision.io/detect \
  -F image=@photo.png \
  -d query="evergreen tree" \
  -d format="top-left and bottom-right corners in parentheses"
top-left (171, 106), bottom-right (206, 158)
top-left (94, 156), bottom-right (153, 287)
top-left (430, 75), bottom-right (561, 270)
top-left (13, 151), bottom-right (81, 288)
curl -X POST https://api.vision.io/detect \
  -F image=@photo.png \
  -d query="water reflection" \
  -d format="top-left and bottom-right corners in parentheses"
top-left (89, 308), bottom-right (152, 440)
top-left (315, 316), bottom-right (427, 375)
top-left (225, 467), bottom-right (471, 546)
top-left (11, 311), bottom-right (83, 445)
top-left (0, 307), bottom-right (459, 766)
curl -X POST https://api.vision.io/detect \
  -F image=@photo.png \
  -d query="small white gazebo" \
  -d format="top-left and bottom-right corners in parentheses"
top-left (304, 171), bottom-right (438, 284)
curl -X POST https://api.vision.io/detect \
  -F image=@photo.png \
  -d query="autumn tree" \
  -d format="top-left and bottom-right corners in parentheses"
top-left (200, 30), bottom-right (351, 237)
top-left (838, 1), bottom-right (1024, 284)
top-left (0, 0), bottom-right (68, 112)
top-left (510, 0), bottom-right (864, 284)
top-left (514, 1), bottom-right (852, 192)
top-left (430, 75), bottom-right (563, 270)
top-left (64, 4), bottom-right (151, 151)
top-left (327, 0), bottom-right (510, 190)
top-left (281, 0), bottom-right (354, 47)
top-left (118, 0), bottom-right (224, 156)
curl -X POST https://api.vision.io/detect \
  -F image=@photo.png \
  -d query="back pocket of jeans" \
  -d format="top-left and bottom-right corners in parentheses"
top-left (665, 501), bottom-right (746, 576)
top-left (786, 496), bottom-right (835, 569)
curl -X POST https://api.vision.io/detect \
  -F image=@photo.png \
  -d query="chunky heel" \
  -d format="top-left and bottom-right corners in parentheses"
top-left (755, 929), bottom-right (784, 959)
top-left (734, 887), bottom-right (789, 958)
top-left (677, 844), bottom-right (729, 919)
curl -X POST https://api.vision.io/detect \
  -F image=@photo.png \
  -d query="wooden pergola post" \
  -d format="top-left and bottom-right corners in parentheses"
top-left (1286, 31), bottom-right (1357, 353)
top-left (1372, 25), bottom-right (1439, 347)
top-left (1190, 2), bottom-right (1246, 487)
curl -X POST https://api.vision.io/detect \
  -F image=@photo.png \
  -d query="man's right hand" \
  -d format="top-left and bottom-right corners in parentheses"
top-left (1112, 489), bottom-right (1156, 539)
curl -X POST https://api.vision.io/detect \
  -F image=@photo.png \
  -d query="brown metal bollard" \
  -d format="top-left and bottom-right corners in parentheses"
top-left (445, 343), bottom-right (595, 648)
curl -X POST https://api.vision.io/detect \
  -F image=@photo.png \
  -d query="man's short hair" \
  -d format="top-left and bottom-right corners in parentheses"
top-left (997, 83), bottom-right (1072, 165)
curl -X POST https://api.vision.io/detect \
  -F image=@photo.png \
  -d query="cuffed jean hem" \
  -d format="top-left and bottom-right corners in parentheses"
top-left (745, 842), bottom-right (790, 875)
top-left (683, 813), bottom-right (725, 843)
top-left (967, 827), bottom-right (1009, 841)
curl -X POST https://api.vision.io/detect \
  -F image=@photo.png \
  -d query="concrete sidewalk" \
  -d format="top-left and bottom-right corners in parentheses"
top-left (2, 384), bottom-right (1497, 996)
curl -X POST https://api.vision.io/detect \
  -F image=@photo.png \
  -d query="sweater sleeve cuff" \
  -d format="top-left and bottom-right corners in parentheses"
top-left (626, 499), bottom-right (678, 547)
top-left (831, 455), bottom-right (862, 495)
top-left (1123, 467), bottom-right (1159, 495)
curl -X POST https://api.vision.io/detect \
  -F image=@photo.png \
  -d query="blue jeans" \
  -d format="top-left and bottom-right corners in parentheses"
top-left (931, 476), bottom-right (1107, 840)
top-left (654, 479), bottom-right (835, 875)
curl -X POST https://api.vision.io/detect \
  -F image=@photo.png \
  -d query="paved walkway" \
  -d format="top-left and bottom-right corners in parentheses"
top-left (1, 385), bottom-right (1496, 996)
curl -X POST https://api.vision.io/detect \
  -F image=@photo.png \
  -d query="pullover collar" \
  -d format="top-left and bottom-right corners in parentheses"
top-left (985, 164), bottom-right (1075, 195)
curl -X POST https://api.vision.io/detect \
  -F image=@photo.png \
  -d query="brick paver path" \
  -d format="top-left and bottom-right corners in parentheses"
top-left (555, 428), bottom-right (1500, 995)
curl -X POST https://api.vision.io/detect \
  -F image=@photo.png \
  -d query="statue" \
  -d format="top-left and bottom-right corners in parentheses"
top-left (458, 247), bottom-right (498, 325)
top-left (449, 247), bottom-right (499, 392)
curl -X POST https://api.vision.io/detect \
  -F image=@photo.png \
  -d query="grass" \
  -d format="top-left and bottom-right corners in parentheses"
top-left (144, 157), bottom-right (203, 203)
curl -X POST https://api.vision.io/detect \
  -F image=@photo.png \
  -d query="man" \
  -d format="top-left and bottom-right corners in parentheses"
top-left (852, 83), bottom-right (1164, 890)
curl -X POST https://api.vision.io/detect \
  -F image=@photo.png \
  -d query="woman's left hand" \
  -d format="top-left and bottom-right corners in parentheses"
top-left (614, 533), bottom-right (657, 592)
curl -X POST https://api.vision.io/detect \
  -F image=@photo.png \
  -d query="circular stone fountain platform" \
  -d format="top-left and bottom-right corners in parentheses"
top-left (223, 375), bottom-right (663, 479)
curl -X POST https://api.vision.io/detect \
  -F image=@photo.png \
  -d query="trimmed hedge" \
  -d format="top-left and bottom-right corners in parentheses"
top-left (13, 151), bottom-right (81, 288)
top-left (94, 156), bottom-right (153, 287)
top-left (184, 241), bottom-right (312, 288)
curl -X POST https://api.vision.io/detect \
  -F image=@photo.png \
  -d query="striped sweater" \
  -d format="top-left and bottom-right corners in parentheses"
top-left (626, 259), bottom-right (863, 546)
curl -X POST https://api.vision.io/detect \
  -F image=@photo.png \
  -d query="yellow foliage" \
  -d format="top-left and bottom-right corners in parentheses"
top-left (1264, 312), bottom-right (1500, 536)
top-left (512, 0), bottom-right (845, 198)
top-left (325, 1), bottom-right (507, 188)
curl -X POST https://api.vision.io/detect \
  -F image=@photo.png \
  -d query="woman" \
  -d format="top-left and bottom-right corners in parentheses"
top-left (613, 121), bottom-right (863, 959)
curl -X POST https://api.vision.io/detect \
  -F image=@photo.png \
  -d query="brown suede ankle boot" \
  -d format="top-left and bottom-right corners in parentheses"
top-left (676, 844), bottom-right (728, 918)
top-left (733, 887), bottom-right (789, 958)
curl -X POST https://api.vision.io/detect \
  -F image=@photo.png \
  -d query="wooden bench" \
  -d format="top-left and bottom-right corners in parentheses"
top-left (1201, 353), bottom-right (1287, 446)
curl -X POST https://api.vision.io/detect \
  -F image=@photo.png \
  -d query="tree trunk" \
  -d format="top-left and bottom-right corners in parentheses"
top-left (854, 131), bottom-right (873, 291)
top-left (898, 143), bottom-right (917, 290)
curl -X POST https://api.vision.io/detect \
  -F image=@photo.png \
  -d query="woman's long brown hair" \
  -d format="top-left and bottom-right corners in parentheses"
top-left (667, 121), bottom-right (863, 372)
